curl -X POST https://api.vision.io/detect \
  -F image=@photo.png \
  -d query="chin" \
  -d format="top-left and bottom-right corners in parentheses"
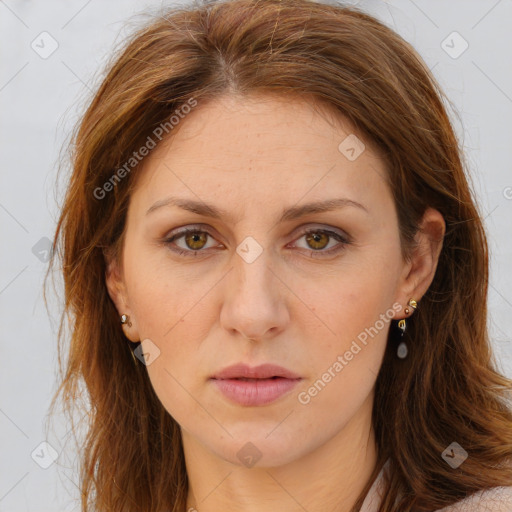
top-left (210, 431), bottom-right (308, 469)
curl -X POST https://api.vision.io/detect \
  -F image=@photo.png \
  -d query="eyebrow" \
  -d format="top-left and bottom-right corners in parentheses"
top-left (145, 196), bottom-right (368, 223)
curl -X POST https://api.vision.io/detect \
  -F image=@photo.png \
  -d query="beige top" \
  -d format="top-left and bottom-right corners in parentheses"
top-left (360, 459), bottom-right (512, 512)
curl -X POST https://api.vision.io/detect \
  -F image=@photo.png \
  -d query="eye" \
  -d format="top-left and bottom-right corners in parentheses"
top-left (291, 227), bottom-right (350, 257)
top-left (164, 227), bottom-right (223, 257)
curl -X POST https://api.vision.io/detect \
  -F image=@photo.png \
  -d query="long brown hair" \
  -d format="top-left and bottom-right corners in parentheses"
top-left (45, 1), bottom-right (512, 510)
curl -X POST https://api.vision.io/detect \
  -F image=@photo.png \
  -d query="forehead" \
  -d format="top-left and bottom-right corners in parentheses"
top-left (129, 93), bottom-right (389, 218)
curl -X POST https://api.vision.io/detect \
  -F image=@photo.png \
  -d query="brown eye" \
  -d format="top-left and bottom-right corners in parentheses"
top-left (305, 231), bottom-right (330, 250)
top-left (292, 227), bottom-right (350, 257)
top-left (184, 231), bottom-right (208, 250)
top-left (164, 227), bottom-right (220, 256)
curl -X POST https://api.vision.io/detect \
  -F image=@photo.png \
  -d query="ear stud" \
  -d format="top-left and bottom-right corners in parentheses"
top-left (120, 314), bottom-right (132, 327)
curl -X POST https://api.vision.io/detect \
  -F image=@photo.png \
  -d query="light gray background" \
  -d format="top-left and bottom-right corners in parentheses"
top-left (1, 0), bottom-right (511, 510)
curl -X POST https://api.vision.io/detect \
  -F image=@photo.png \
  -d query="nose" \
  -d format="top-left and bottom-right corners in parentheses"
top-left (219, 247), bottom-right (290, 343)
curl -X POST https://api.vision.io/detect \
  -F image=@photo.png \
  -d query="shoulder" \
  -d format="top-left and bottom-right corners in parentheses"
top-left (362, 459), bottom-right (512, 512)
top-left (437, 486), bottom-right (512, 512)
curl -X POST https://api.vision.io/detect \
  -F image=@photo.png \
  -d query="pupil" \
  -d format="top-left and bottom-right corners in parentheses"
top-left (308, 232), bottom-right (328, 250)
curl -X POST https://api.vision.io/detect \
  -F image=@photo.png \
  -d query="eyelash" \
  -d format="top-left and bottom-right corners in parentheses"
top-left (163, 225), bottom-right (351, 258)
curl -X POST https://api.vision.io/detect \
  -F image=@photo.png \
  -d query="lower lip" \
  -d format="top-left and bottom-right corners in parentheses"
top-left (211, 377), bottom-right (302, 406)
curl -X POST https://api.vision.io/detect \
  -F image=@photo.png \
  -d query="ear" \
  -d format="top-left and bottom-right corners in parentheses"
top-left (394, 207), bottom-right (446, 318)
top-left (104, 250), bottom-right (140, 342)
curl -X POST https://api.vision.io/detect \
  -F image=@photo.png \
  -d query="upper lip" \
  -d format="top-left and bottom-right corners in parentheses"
top-left (210, 363), bottom-right (301, 380)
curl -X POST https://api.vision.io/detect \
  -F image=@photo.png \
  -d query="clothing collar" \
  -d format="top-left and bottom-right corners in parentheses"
top-left (360, 458), bottom-right (391, 512)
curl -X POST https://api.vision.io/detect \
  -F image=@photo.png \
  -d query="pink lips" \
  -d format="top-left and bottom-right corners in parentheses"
top-left (210, 363), bottom-right (302, 406)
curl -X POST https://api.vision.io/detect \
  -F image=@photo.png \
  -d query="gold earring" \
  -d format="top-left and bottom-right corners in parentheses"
top-left (397, 298), bottom-right (417, 359)
top-left (120, 314), bottom-right (132, 327)
top-left (120, 315), bottom-right (140, 365)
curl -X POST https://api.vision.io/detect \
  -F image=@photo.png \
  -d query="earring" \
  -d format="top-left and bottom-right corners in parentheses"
top-left (120, 314), bottom-right (132, 327)
top-left (129, 344), bottom-right (139, 365)
top-left (397, 298), bottom-right (417, 359)
top-left (120, 314), bottom-right (139, 365)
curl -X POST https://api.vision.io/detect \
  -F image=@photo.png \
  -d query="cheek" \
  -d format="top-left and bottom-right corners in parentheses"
top-left (295, 285), bottom-right (391, 427)
top-left (123, 252), bottom-right (219, 399)
top-left (122, 237), bottom-right (196, 337)
top-left (292, 259), bottom-right (398, 402)
top-left (302, 263), bottom-right (396, 346)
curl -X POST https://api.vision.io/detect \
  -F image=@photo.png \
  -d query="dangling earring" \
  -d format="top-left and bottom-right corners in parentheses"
top-left (120, 314), bottom-right (139, 365)
top-left (397, 298), bottom-right (417, 359)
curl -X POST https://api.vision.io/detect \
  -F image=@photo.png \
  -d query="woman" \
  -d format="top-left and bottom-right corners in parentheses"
top-left (46, 0), bottom-right (512, 510)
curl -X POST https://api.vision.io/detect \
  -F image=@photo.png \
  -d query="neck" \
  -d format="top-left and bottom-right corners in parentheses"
top-left (183, 393), bottom-right (378, 512)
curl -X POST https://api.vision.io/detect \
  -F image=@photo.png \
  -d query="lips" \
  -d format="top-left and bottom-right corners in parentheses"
top-left (210, 363), bottom-right (301, 380)
top-left (210, 363), bottom-right (302, 406)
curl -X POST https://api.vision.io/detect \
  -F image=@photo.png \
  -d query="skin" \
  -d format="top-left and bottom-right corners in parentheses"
top-left (106, 93), bottom-right (445, 512)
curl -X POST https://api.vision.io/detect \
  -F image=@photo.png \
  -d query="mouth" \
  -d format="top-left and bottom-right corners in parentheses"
top-left (209, 364), bottom-right (302, 406)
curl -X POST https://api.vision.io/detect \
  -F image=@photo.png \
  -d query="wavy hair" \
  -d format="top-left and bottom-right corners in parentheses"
top-left (46, 0), bottom-right (512, 510)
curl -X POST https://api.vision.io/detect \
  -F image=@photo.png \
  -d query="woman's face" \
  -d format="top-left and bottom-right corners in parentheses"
top-left (107, 93), bottom-right (434, 468)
